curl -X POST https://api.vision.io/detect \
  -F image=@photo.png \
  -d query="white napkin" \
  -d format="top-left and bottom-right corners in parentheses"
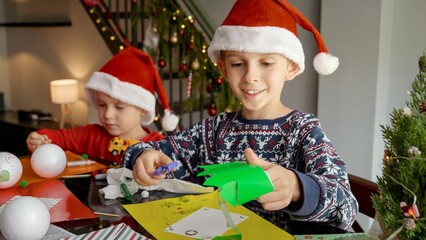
top-left (138, 178), bottom-right (214, 194)
top-left (98, 168), bottom-right (139, 200)
top-left (99, 168), bottom-right (214, 199)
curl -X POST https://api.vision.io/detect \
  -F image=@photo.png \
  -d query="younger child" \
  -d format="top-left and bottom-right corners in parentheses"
top-left (122, 0), bottom-right (358, 231)
top-left (26, 47), bottom-right (178, 166)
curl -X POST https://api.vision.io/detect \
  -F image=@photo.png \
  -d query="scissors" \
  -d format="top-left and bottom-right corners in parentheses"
top-left (154, 162), bottom-right (178, 175)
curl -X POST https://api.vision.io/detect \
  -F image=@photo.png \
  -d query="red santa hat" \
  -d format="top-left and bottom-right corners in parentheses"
top-left (85, 46), bottom-right (179, 131)
top-left (208, 0), bottom-right (339, 76)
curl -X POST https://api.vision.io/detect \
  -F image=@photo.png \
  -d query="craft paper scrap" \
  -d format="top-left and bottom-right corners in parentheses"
top-left (123, 191), bottom-right (293, 240)
top-left (164, 207), bottom-right (247, 239)
top-left (0, 195), bottom-right (60, 215)
top-left (293, 233), bottom-right (379, 240)
top-left (61, 223), bottom-right (151, 240)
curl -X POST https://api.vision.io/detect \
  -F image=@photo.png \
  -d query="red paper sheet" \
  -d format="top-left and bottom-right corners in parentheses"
top-left (15, 151), bottom-right (107, 186)
top-left (0, 179), bottom-right (97, 223)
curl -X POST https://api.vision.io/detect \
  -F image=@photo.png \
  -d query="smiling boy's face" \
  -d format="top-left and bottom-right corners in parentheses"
top-left (92, 91), bottom-right (146, 139)
top-left (218, 51), bottom-right (299, 120)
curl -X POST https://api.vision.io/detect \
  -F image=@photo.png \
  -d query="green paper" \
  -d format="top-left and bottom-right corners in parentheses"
top-left (211, 234), bottom-right (242, 240)
top-left (198, 162), bottom-right (274, 206)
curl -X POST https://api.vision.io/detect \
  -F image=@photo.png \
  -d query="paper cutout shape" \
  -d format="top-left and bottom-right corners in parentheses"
top-left (164, 207), bottom-right (247, 239)
top-left (198, 162), bottom-right (274, 206)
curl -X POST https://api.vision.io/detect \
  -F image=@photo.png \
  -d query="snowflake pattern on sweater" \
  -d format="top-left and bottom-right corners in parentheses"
top-left (122, 111), bottom-right (358, 230)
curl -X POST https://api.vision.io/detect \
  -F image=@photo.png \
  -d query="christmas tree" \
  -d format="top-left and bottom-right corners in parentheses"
top-left (372, 52), bottom-right (426, 239)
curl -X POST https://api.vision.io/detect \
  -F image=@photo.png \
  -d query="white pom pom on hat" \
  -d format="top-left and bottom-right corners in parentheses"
top-left (208, 0), bottom-right (339, 76)
top-left (85, 47), bottom-right (179, 131)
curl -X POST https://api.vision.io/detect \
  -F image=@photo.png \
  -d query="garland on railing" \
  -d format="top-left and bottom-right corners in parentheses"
top-left (82, 0), bottom-right (240, 116)
top-left (132, 0), bottom-right (241, 115)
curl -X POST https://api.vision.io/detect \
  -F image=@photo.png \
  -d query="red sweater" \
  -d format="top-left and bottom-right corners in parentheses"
top-left (37, 124), bottom-right (164, 166)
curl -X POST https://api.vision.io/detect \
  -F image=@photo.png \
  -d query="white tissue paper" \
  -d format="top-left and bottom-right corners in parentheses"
top-left (99, 168), bottom-right (214, 200)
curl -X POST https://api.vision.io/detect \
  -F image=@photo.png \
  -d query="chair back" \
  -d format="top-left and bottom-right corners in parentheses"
top-left (348, 174), bottom-right (379, 232)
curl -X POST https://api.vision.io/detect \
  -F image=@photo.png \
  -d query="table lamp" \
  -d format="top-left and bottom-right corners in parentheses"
top-left (50, 79), bottom-right (79, 128)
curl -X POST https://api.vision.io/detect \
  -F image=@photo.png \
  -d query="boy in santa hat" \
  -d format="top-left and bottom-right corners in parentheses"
top-left (26, 47), bottom-right (178, 167)
top-left (122, 0), bottom-right (358, 231)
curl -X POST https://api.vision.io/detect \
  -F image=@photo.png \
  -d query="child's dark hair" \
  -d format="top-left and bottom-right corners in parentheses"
top-left (219, 50), bottom-right (226, 61)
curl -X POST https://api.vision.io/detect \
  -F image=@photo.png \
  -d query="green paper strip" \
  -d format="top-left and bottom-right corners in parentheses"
top-left (210, 193), bottom-right (242, 240)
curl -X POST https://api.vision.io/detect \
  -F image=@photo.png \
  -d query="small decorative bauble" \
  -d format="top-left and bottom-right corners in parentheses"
top-left (31, 144), bottom-right (66, 178)
top-left (187, 42), bottom-right (195, 50)
top-left (383, 149), bottom-right (391, 165)
top-left (151, 26), bottom-right (158, 34)
top-left (191, 59), bottom-right (200, 70)
top-left (206, 82), bottom-right (212, 94)
top-left (179, 29), bottom-right (185, 36)
top-left (0, 196), bottom-right (50, 240)
top-left (215, 76), bottom-right (223, 85)
top-left (208, 105), bottom-right (217, 116)
top-left (83, 0), bottom-right (101, 7)
top-left (180, 61), bottom-right (188, 73)
top-left (224, 107), bottom-right (232, 112)
top-left (158, 58), bottom-right (167, 68)
top-left (403, 218), bottom-right (416, 230)
top-left (169, 32), bottom-right (178, 44)
top-left (0, 152), bottom-right (23, 189)
top-left (419, 100), bottom-right (426, 113)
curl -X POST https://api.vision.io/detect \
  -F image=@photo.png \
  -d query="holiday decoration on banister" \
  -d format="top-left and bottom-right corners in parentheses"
top-left (372, 51), bottom-right (426, 239)
top-left (131, 1), bottom-right (241, 115)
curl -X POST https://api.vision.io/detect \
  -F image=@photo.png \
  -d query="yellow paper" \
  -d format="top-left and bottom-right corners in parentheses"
top-left (123, 191), bottom-right (294, 240)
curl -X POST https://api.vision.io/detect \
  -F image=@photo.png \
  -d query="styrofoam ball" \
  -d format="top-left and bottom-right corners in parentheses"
top-left (141, 190), bottom-right (149, 198)
top-left (31, 144), bottom-right (66, 178)
top-left (0, 196), bottom-right (50, 240)
top-left (0, 152), bottom-right (23, 189)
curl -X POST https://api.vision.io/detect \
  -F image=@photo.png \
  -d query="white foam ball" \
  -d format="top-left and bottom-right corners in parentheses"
top-left (31, 144), bottom-right (66, 178)
top-left (141, 190), bottom-right (149, 198)
top-left (0, 152), bottom-right (23, 189)
top-left (0, 196), bottom-right (50, 240)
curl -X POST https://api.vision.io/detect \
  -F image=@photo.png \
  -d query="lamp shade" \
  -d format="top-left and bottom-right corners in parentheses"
top-left (50, 79), bottom-right (79, 104)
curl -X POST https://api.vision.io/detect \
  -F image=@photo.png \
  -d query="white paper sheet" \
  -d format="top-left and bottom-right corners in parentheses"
top-left (164, 207), bottom-right (248, 239)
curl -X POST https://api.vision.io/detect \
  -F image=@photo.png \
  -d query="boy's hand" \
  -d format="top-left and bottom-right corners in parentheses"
top-left (26, 132), bottom-right (51, 152)
top-left (244, 148), bottom-right (301, 211)
top-left (133, 150), bottom-right (176, 186)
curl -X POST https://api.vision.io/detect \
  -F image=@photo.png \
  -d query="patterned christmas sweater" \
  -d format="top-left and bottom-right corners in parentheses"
top-left (122, 111), bottom-right (358, 230)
